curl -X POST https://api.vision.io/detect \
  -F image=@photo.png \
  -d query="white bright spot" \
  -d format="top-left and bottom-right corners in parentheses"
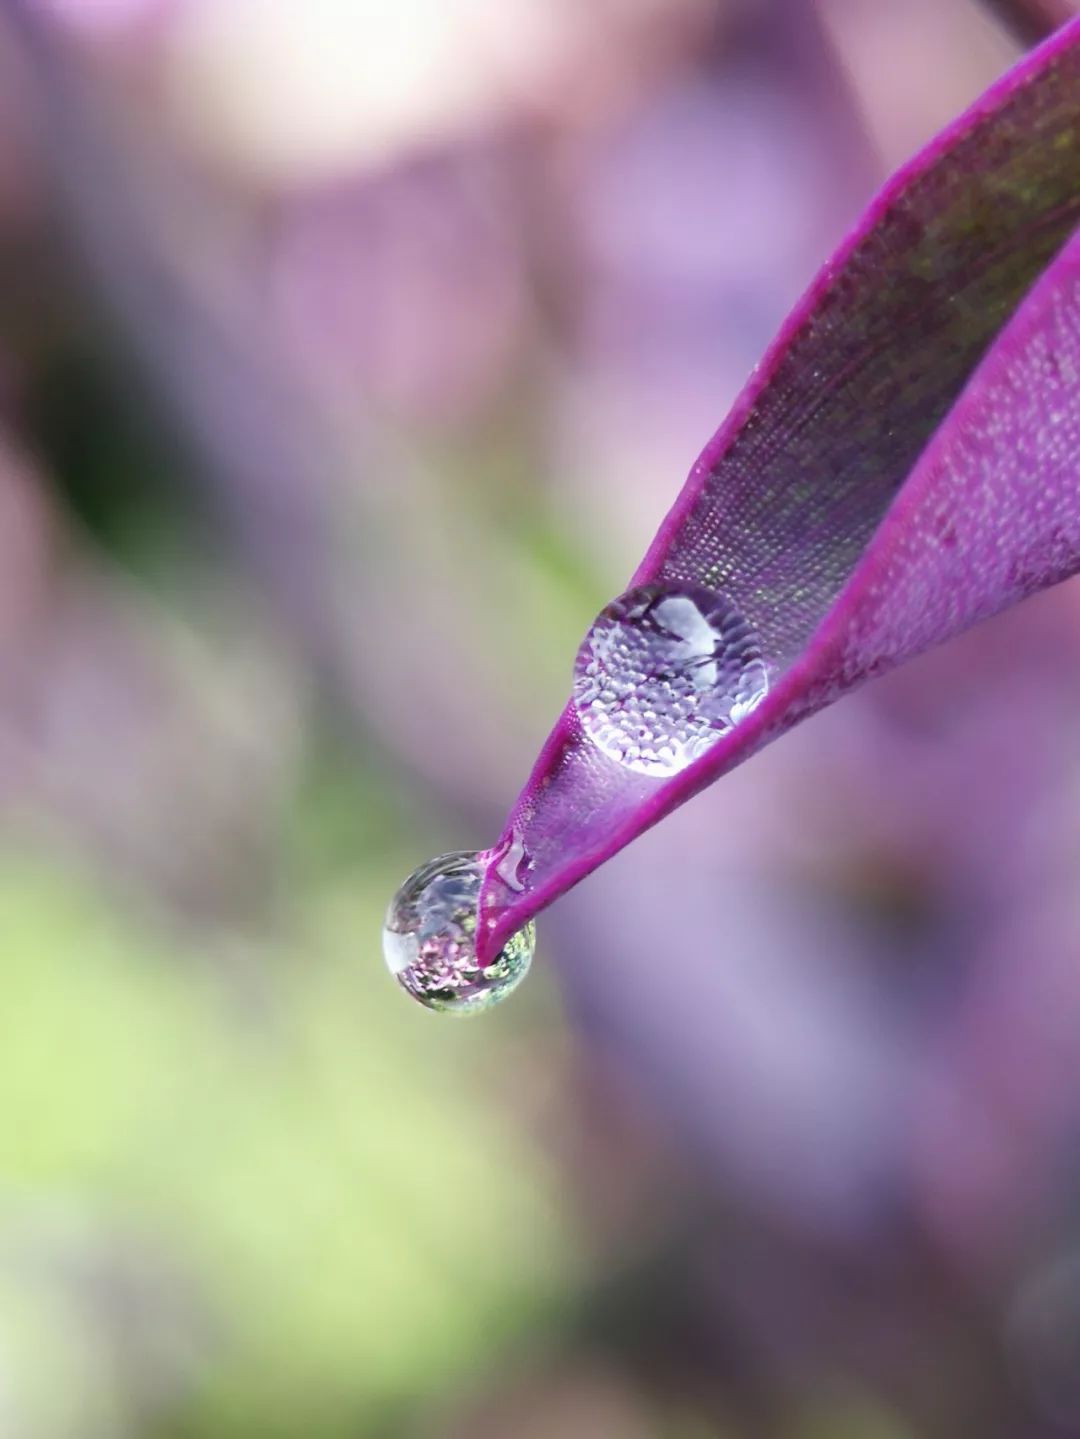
top-left (164, 0), bottom-right (571, 183)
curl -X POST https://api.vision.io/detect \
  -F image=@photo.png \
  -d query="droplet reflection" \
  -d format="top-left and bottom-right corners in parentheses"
top-left (382, 850), bottom-right (534, 1015)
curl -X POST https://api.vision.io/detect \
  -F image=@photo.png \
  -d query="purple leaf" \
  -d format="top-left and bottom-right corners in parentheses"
top-left (478, 19), bottom-right (1080, 961)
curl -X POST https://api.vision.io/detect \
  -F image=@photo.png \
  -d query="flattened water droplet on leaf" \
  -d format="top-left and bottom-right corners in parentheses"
top-left (382, 850), bottom-right (534, 1015)
top-left (572, 583), bottom-right (769, 776)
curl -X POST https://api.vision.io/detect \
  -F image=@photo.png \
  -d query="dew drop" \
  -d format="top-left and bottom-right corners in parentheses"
top-left (382, 850), bottom-right (534, 1015)
top-left (572, 582), bottom-right (769, 776)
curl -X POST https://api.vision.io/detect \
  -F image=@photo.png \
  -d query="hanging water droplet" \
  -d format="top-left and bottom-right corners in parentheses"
top-left (572, 582), bottom-right (769, 776)
top-left (382, 850), bottom-right (534, 1015)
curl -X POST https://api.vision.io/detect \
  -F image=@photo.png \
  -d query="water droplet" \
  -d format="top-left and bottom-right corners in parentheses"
top-left (572, 582), bottom-right (768, 775)
top-left (382, 850), bottom-right (534, 1015)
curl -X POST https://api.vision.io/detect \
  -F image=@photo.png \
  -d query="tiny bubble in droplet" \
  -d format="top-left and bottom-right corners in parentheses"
top-left (491, 828), bottom-right (531, 894)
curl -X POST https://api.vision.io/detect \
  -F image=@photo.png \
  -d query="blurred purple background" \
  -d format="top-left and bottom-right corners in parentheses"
top-left (0, 2), bottom-right (1078, 1436)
